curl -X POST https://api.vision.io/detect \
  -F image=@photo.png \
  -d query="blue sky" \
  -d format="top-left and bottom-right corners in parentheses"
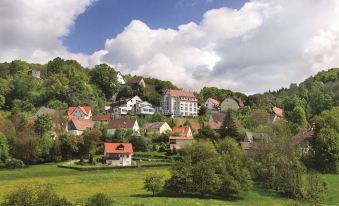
top-left (63, 0), bottom-right (248, 54)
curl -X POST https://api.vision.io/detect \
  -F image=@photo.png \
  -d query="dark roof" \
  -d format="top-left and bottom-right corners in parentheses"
top-left (108, 119), bottom-right (137, 129)
top-left (210, 111), bottom-right (225, 122)
top-left (143, 122), bottom-right (167, 130)
top-left (92, 114), bottom-right (111, 122)
top-left (127, 77), bottom-right (143, 84)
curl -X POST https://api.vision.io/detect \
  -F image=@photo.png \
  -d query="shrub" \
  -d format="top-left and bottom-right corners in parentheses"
top-left (144, 173), bottom-right (164, 196)
top-left (86, 193), bottom-right (114, 206)
top-left (5, 158), bottom-right (25, 169)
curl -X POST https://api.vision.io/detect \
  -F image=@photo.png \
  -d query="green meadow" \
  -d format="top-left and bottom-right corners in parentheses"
top-left (0, 164), bottom-right (338, 206)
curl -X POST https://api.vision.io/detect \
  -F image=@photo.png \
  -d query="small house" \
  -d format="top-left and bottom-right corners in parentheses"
top-left (169, 136), bottom-right (194, 150)
top-left (272, 106), bottom-right (285, 122)
top-left (204, 98), bottom-right (220, 110)
top-left (107, 119), bottom-right (140, 136)
top-left (172, 125), bottom-right (193, 137)
top-left (206, 111), bottom-right (225, 130)
top-left (220, 96), bottom-right (244, 111)
top-left (66, 106), bottom-right (92, 120)
top-left (143, 122), bottom-right (172, 134)
top-left (104, 143), bottom-right (133, 166)
top-left (28, 70), bottom-right (41, 79)
top-left (92, 114), bottom-right (111, 123)
top-left (133, 101), bottom-right (155, 115)
top-left (117, 71), bottom-right (126, 85)
top-left (66, 118), bottom-right (93, 136)
top-left (127, 77), bottom-right (146, 87)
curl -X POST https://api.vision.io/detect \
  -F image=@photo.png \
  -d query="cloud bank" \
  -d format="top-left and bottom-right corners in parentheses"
top-left (1, 0), bottom-right (339, 94)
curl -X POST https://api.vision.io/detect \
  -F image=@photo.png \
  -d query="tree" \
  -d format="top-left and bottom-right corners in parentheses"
top-left (34, 114), bottom-right (52, 136)
top-left (90, 64), bottom-right (120, 99)
top-left (216, 138), bottom-right (251, 196)
top-left (198, 105), bottom-right (208, 116)
top-left (144, 173), bottom-right (164, 196)
top-left (86, 193), bottom-right (113, 206)
top-left (59, 134), bottom-right (79, 160)
top-left (219, 109), bottom-right (240, 140)
top-left (82, 129), bottom-right (102, 156)
top-left (0, 132), bottom-right (9, 163)
top-left (303, 172), bottom-right (328, 206)
top-left (196, 125), bottom-right (220, 140)
top-left (129, 136), bottom-right (148, 152)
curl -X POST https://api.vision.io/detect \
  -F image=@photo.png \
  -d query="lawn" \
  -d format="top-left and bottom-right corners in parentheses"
top-left (0, 164), bottom-right (338, 206)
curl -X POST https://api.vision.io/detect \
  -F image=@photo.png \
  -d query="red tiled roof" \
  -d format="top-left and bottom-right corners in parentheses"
top-left (208, 98), bottom-right (219, 106)
top-left (108, 119), bottom-right (137, 129)
top-left (169, 136), bottom-right (194, 140)
top-left (104, 143), bottom-right (133, 154)
top-left (166, 89), bottom-right (195, 98)
top-left (67, 106), bottom-right (91, 116)
top-left (71, 119), bottom-right (93, 131)
top-left (127, 77), bottom-right (143, 84)
top-left (92, 114), bottom-right (111, 122)
top-left (172, 126), bottom-right (191, 136)
top-left (273, 107), bottom-right (284, 118)
top-left (173, 118), bottom-right (201, 131)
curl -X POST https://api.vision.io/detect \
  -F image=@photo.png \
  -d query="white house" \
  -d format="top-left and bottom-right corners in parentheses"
top-left (272, 106), bottom-right (285, 122)
top-left (111, 96), bottom-right (142, 118)
top-left (65, 118), bottom-right (93, 136)
top-left (107, 119), bottom-right (140, 136)
top-left (161, 89), bottom-right (198, 117)
top-left (28, 70), bottom-right (41, 79)
top-left (67, 106), bottom-right (92, 119)
top-left (204, 98), bottom-right (220, 110)
top-left (117, 71), bottom-right (126, 85)
top-left (143, 122), bottom-right (172, 134)
top-left (104, 143), bottom-right (133, 166)
top-left (169, 136), bottom-right (194, 150)
top-left (133, 101), bottom-right (155, 115)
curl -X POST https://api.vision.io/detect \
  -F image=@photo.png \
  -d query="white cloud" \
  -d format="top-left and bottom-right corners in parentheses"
top-left (1, 0), bottom-right (339, 94)
top-left (97, 0), bottom-right (339, 94)
top-left (0, 0), bottom-right (94, 65)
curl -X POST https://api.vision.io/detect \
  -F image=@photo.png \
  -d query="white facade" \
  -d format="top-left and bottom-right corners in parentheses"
top-left (112, 96), bottom-right (142, 118)
top-left (169, 137), bottom-right (194, 150)
top-left (117, 72), bottom-right (126, 85)
top-left (71, 107), bottom-right (92, 119)
top-left (67, 130), bottom-right (83, 136)
top-left (107, 120), bottom-right (140, 136)
top-left (161, 90), bottom-right (198, 117)
top-left (133, 101), bottom-right (155, 115)
top-left (204, 98), bottom-right (219, 110)
top-left (105, 153), bottom-right (132, 166)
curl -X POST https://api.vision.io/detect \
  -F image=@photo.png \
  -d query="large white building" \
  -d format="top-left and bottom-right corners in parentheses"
top-left (161, 89), bottom-right (198, 117)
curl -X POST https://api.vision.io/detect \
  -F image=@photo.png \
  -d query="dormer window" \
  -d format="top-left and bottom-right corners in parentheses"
top-left (116, 145), bottom-right (124, 151)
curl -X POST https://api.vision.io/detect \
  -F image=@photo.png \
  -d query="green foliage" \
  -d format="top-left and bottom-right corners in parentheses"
top-left (90, 64), bottom-right (120, 99)
top-left (47, 100), bottom-right (68, 110)
top-left (0, 132), bottom-right (9, 162)
top-left (1, 185), bottom-right (73, 206)
top-left (130, 136), bottom-right (148, 152)
top-left (219, 109), bottom-right (241, 140)
top-left (82, 129), bottom-right (102, 155)
top-left (86, 193), bottom-right (114, 206)
top-left (303, 171), bottom-right (328, 206)
top-left (199, 87), bottom-right (233, 103)
top-left (58, 134), bottom-right (79, 160)
top-left (196, 125), bottom-right (220, 140)
top-left (144, 173), bottom-right (164, 196)
top-left (34, 114), bottom-right (52, 136)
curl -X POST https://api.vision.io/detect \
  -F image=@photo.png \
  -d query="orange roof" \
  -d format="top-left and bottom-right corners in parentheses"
top-left (166, 89), bottom-right (195, 98)
top-left (208, 98), bottom-right (219, 106)
top-left (169, 136), bottom-right (194, 140)
top-left (273, 107), bottom-right (284, 118)
top-left (67, 106), bottom-right (91, 116)
top-left (104, 143), bottom-right (133, 154)
top-left (70, 118), bottom-right (93, 131)
top-left (92, 114), bottom-right (111, 122)
top-left (172, 126), bottom-right (191, 136)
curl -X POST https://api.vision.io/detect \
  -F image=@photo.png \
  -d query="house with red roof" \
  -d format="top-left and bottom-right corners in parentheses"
top-left (161, 89), bottom-right (198, 117)
top-left (92, 114), bottom-right (111, 123)
top-left (172, 125), bottom-right (193, 137)
top-left (66, 106), bottom-right (92, 120)
top-left (204, 98), bottom-right (220, 111)
top-left (66, 118), bottom-right (94, 136)
top-left (169, 136), bottom-right (194, 150)
top-left (272, 106), bottom-right (285, 122)
top-left (206, 111), bottom-right (225, 130)
top-left (104, 143), bottom-right (133, 166)
top-left (107, 119), bottom-right (140, 136)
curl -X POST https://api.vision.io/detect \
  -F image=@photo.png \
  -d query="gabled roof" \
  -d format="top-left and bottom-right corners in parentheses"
top-left (234, 97), bottom-right (245, 108)
top-left (207, 98), bottom-right (219, 106)
top-left (166, 89), bottom-right (195, 98)
top-left (210, 111), bottom-right (225, 123)
top-left (70, 119), bottom-right (93, 131)
top-left (169, 136), bottom-right (194, 140)
top-left (104, 143), bottom-right (133, 154)
top-left (173, 118), bottom-right (201, 131)
top-left (273, 106), bottom-right (284, 118)
top-left (172, 126), bottom-right (191, 136)
top-left (67, 106), bottom-right (91, 116)
top-left (35, 106), bottom-right (58, 117)
top-left (108, 119), bottom-right (137, 129)
top-left (143, 122), bottom-right (168, 130)
top-left (127, 77), bottom-right (144, 84)
top-left (92, 114), bottom-right (111, 122)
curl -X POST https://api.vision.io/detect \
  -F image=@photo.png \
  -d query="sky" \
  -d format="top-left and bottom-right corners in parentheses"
top-left (1, 0), bottom-right (339, 94)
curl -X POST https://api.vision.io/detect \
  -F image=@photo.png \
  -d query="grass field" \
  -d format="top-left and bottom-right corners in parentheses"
top-left (0, 164), bottom-right (338, 206)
